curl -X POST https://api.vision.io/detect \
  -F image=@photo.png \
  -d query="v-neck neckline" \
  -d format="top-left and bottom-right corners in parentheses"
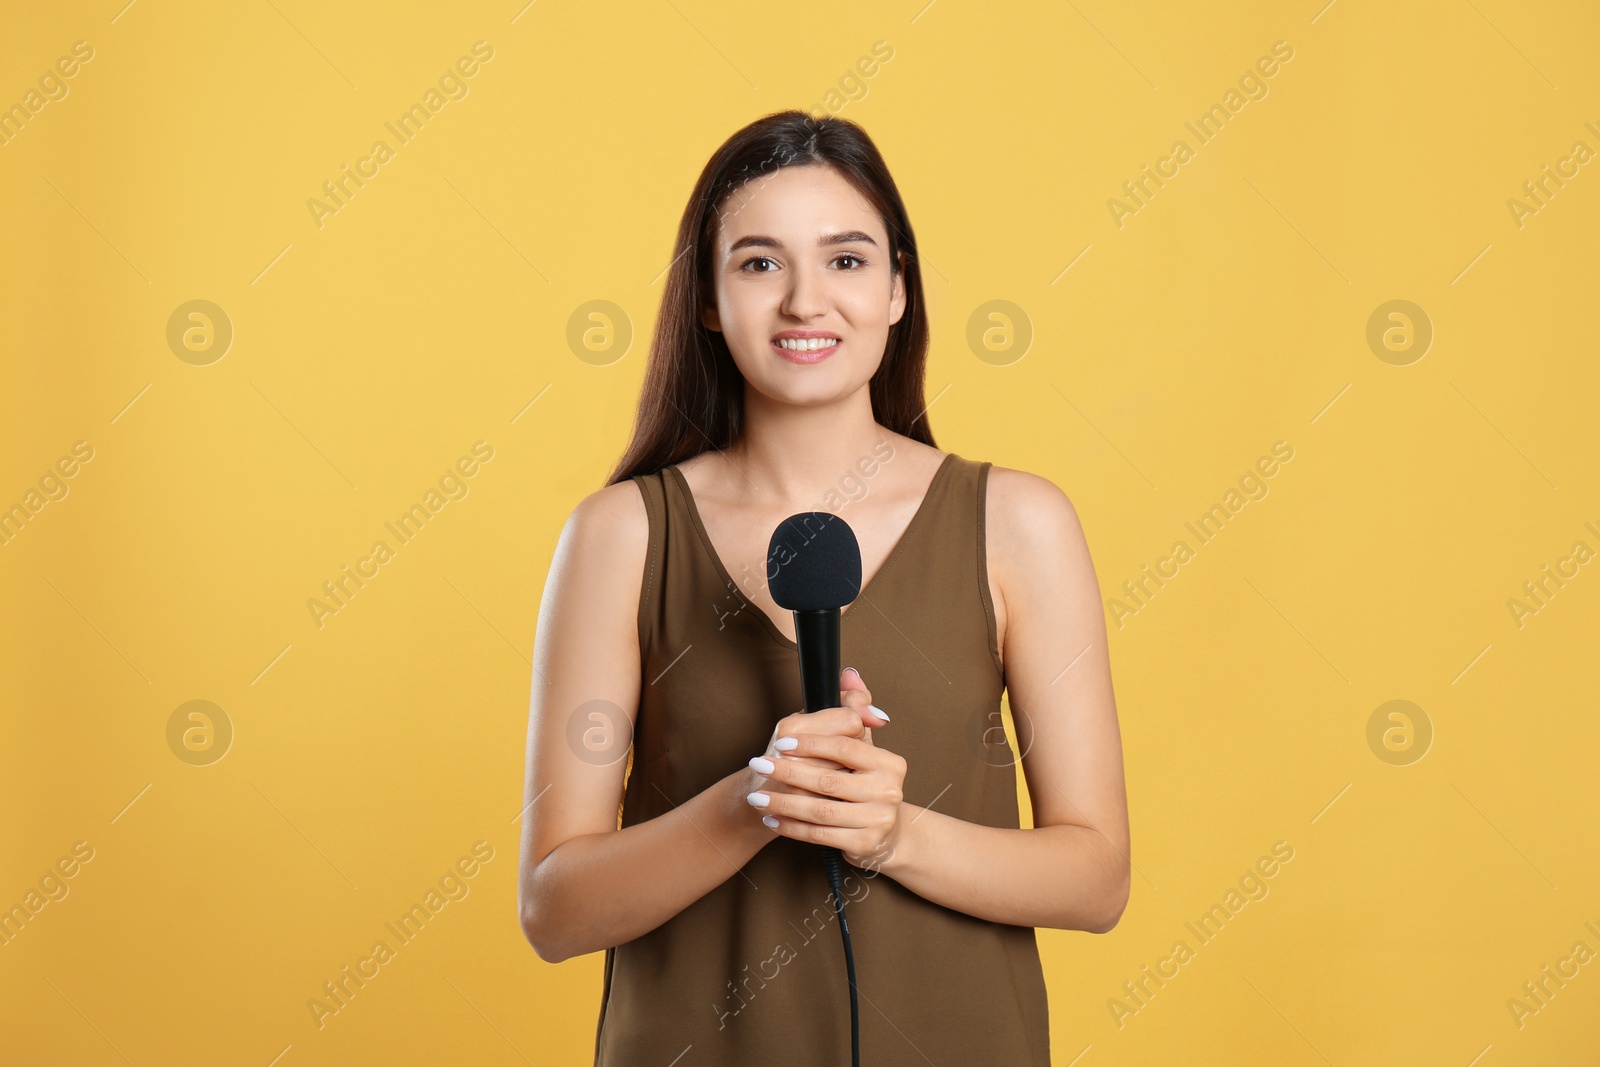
top-left (666, 452), bottom-right (958, 652)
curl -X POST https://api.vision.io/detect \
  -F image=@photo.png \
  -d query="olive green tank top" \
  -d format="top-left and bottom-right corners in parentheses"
top-left (597, 451), bottom-right (1050, 1065)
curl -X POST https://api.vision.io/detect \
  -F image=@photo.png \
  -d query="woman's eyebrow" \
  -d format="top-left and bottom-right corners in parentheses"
top-left (727, 230), bottom-right (880, 252)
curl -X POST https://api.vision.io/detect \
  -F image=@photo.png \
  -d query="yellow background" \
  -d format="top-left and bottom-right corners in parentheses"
top-left (3, 0), bottom-right (1597, 1063)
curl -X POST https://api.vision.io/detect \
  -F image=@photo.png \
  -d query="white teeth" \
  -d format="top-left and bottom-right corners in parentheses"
top-left (775, 337), bottom-right (840, 351)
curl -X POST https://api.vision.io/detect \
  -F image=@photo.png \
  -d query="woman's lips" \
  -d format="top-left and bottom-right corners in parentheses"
top-left (772, 339), bottom-right (841, 364)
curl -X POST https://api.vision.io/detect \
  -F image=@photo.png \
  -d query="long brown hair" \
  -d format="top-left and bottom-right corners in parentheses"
top-left (605, 109), bottom-right (934, 486)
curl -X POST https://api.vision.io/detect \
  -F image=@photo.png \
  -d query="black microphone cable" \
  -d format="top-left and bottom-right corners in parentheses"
top-left (820, 844), bottom-right (860, 1067)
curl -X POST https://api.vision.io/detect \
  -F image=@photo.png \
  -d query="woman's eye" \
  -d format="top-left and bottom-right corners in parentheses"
top-left (836, 254), bottom-right (865, 270)
top-left (742, 256), bottom-right (777, 272)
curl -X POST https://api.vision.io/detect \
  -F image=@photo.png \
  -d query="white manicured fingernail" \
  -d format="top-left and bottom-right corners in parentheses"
top-left (762, 815), bottom-right (779, 829)
top-left (749, 756), bottom-right (775, 774)
top-left (774, 737), bottom-right (799, 751)
top-left (868, 704), bottom-right (890, 722)
top-left (746, 792), bottom-right (770, 808)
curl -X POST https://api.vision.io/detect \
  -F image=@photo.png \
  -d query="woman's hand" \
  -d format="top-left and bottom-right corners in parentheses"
top-left (744, 668), bottom-right (907, 871)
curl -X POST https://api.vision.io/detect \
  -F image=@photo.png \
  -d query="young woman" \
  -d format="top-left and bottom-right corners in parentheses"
top-left (519, 110), bottom-right (1129, 1065)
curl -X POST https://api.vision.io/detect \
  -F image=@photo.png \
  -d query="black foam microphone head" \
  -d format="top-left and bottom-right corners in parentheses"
top-left (767, 512), bottom-right (862, 611)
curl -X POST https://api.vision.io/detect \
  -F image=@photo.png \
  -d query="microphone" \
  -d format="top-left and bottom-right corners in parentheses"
top-left (767, 511), bottom-right (861, 714)
top-left (767, 510), bottom-right (863, 1067)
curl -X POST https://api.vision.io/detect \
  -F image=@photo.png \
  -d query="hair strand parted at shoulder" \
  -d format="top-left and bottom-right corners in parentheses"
top-left (604, 110), bottom-right (933, 486)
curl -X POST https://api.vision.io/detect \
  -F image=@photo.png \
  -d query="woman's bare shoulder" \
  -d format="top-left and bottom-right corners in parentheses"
top-left (983, 464), bottom-right (1089, 564)
top-left (982, 464), bottom-right (1100, 673)
top-left (551, 477), bottom-right (651, 586)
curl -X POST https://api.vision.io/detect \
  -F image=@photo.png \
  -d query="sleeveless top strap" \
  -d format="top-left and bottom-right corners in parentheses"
top-left (976, 460), bottom-right (1004, 682)
top-left (629, 471), bottom-right (667, 653)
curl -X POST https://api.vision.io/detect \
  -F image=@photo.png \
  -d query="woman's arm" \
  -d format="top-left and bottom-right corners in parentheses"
top-left (875, 468), bottom-right (1131, 933)
top-left (517, 481), bottom-right (771, 964)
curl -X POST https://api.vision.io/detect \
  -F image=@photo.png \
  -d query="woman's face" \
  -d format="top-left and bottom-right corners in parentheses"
top-left (701, 163), bottom-right (905, 405)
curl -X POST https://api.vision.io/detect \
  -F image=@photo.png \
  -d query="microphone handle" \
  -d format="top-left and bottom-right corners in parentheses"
top-left (792, 608), bottom-right (842, 713)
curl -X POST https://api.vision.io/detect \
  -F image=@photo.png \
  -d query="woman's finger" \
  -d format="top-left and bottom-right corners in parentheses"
top-left (839, 667), bottom-right (890, 731)
top-left (750, 752), bottom-right (872, 803)
top-left (778, 706), bottom-right (865, 739)
top-left (746, 787), bottom-right (871, 829)
top-left (772, 707), bottom-right (884, 755)
top-left (763, 725), bottom-right (849, 774)
top-left (747, 759), bottom-right (831, 800)
top-left (772, 732), bottom-right (900, 775)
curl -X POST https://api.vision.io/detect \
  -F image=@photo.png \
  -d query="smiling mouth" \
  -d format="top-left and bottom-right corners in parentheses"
top-left (771, 336), bottom-right (841, 363)
top-left (772, 336), bottom-right (841, 352)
